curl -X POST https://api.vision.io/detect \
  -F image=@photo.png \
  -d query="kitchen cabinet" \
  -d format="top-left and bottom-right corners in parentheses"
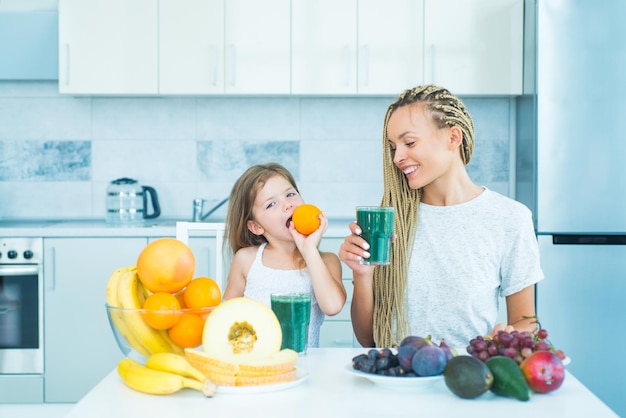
top-left (58, 0), bottom-right (157, 94)
top-left (318, 238), bottom-right (358, 348)
top-left (59, 0), bottom-right (289, 95)
top-left (223, 0), bottom-right (291, 94)
top-left (291, 0), bottom-right (357, 94)
top-left (43, 237), bottom-right (148, 402)
top-left (292, 0), bottom-right (423, 95)
top-left (357, 0), bottom-right (424, 94)
top-left (159, 0), bottom-right (223, 94)
top-left (423, 0), bottom-right (523, 95)
top-left (0, 11), bottom-right (58, 80)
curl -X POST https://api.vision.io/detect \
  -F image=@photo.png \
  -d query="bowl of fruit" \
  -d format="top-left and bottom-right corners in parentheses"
top-left (348, 335), bottom-right (455, 389)
top-left (105, 238), bottom-right (222, 361)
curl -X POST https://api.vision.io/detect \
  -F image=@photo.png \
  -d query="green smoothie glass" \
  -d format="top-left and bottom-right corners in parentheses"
top-left (270, 292), bottom-right (311, 355)
top-left (356, 206), bottom-right (395, 265)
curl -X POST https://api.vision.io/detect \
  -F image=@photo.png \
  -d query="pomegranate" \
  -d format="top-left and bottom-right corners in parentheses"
top-left (519, 351), bottom-right (565, 393)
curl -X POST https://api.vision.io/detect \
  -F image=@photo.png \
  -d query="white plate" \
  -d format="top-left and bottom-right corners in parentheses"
top-left (216, 368), bottom-right (309, 395)
top-left (345, 365), bottom-right (443, 389)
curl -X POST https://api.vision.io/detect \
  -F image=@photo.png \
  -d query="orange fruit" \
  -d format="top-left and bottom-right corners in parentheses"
top-left (142, 292), bottom-right (182, 330)
top-left (168, 313), bottom-right (204, 348)
top-left (136, 238), bottom-right (195, 293)
top-left (292, 204), bottom-right (322, 235)
top-left (183, 277), bottom-right (222, 309)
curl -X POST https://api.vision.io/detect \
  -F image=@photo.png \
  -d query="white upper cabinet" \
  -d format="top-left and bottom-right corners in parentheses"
top-left (58, 0), bottom-right (523, 95)
top-left (357, 0), bottom-right (424, 95)
top-left (58, 0), bottom-right (157, 94)
top-left (159, 0), bottom-right (224, 94)
top-left (423, 0), bottom-right (523, 95)
top-left (292, 0), bottom-right (357, 94)
top-left (224, 0), bottom-right (291, 94)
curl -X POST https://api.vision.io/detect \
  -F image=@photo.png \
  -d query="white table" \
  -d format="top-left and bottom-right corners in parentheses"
top-left (66, 348), bottom-right (618, 418)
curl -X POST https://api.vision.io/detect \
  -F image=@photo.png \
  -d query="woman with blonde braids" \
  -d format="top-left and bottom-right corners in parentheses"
top-left (339, 85), bottom-right (544, 349)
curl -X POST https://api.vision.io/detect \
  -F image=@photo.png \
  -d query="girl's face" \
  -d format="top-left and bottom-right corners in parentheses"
top-left (248, 174), bottom-right (304, 238)
top-left (386, 103), bottom-right (463, 190)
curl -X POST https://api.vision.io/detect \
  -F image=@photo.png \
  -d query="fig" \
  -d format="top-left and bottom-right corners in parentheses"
top-left (519, 351), bottom-right (565, 393)
top-left (438, 338), bottom-right (458, 361)
top-left (411, 336), bottom-right (447, 376)
top-left (396, 345), bottom-right (418, 372)
top-left (399, 335), bottom-right (426, 350)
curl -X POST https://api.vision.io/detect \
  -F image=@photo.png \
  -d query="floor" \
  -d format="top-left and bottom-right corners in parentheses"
top-left (0, 403), bottom-right (74, 418)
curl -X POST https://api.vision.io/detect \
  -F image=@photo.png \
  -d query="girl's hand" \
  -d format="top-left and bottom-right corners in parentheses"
top-left (290, 212), bottom-right (327, 255)
top-left (339, 222), bottom-right (373, 275)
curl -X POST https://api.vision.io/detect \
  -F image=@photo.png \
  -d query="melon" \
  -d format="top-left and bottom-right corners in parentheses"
top-left (202, 297), bottom-right (282, 363)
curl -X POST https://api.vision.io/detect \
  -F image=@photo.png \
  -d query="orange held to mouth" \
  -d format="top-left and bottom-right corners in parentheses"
top-left (292, 204), bottom-right (322, 235)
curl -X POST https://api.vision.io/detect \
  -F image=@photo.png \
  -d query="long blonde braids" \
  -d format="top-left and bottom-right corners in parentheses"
top-left (373, 85), bottom-right (476, 347)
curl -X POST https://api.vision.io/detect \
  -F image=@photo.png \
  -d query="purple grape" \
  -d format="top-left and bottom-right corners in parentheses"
top-left (502, 347), bottom-right (517, 358)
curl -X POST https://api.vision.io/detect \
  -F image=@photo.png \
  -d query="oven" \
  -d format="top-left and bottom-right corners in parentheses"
top-left (0, 237), bottom-right (43, 374)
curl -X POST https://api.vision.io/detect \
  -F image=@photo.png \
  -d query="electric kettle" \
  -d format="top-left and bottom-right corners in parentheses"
top-left (106, 178), bottom-right (161, 224)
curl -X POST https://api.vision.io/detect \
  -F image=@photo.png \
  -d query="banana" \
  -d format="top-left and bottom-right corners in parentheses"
top-left (105, 266), bottom-right (151, 357)
top-left (117, 358), bottom-right (216, 397)
top-left (159, 329), bottom-right (185, 355)
top-left (116, 268), bottom-right (173, 355)
top-left (145, 352), bottom-right (210, 383)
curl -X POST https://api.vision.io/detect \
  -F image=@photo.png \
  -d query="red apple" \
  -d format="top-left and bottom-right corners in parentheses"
top-left (519, 351), bottom-right (565, 393)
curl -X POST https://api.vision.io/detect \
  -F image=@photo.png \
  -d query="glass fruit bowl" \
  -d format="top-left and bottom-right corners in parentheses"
top-left (105, 304), bottom-right (214, 362)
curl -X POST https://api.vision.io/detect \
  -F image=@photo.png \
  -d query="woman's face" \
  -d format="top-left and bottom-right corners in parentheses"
top-left (386, 103), bottom-right (461, 190)
top-left (248, 174), bottom-right (304, 237)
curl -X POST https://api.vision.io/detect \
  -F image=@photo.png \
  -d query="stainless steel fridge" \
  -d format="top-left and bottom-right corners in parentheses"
top-left (536, 1), bottom-right (626, 416)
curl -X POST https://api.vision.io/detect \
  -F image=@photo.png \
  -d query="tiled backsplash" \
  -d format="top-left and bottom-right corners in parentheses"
top-left (0, 81), bottom-right (516, 220)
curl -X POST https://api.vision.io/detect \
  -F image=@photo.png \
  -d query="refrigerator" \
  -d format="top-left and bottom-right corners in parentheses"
top-left (536, 1), bottom-right (626, 416)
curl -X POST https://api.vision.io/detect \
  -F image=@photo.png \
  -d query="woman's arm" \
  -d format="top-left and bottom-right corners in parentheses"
top-left (339, 221), bottom-right (377, 347)
top-left (350, 270), bottom-right (376, 347)
top-left (490, 284), bottom-right (538, 336)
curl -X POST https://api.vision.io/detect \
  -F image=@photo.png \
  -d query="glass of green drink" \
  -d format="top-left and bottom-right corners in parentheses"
top-left (356, 206), bottom-right (395, 265)
top-left (270, 292), bottom-right (311, 355)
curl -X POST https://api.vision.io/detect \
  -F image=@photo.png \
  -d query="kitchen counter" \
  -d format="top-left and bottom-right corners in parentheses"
top-left (66, 348), bottom-right (617, 418)
top-left (0, 219), bottom-right (352, 238)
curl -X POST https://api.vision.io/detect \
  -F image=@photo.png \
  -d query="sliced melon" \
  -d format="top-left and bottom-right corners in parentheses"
top-left (202, 297), bottom-right (282, 363)
top-left (184, 348), bottom-right (298, 386)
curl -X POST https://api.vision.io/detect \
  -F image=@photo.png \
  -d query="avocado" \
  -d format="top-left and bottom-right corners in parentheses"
top-left (486, 356), bottom-right (531, 401)
top-left (443, 355), bottom-right (494, 399)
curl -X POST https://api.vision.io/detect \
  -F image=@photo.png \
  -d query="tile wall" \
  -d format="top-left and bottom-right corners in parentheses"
top-left (0, 81), bottom-right (517, 221)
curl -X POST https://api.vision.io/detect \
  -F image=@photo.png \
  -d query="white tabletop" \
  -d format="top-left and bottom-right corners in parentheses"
top-left (66, 348), bottom-right (617, 418)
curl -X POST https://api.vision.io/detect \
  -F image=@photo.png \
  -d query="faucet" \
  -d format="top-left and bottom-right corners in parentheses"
top-left (192, 197), bottom-right (229, 222)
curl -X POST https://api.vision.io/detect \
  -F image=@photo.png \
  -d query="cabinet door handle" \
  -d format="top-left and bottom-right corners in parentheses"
top-left (430, 44), bottom-right (436, 84)
top-left (63, 44), bottom-right (70, 86)
top-left (343, 45), bottom-right (352, 87)
top-left (48, 247), bottom-right (56, 291)
top-left (228, 44), bottom-right (236, 87)
top-left (210, 44), bottom-right (218, 87)
top-left (362, 45), bottom-right (370, 87)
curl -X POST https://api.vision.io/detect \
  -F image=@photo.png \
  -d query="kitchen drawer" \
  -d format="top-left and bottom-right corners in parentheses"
top-left (0, 376), bottom-right (43, 403)
top-left (319, 321), bottom-right (357, 348)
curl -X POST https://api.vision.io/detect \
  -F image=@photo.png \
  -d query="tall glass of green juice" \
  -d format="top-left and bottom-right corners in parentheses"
top-left (270, 292), bottom-right (311, 355)
top-left (356, 206), bottom-right (395, 265)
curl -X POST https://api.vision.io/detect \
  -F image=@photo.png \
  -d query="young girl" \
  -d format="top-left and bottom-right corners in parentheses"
top-left (223, 163), bottom-right (346, 348)
top-left (339, 85), bottom-right (544, 349)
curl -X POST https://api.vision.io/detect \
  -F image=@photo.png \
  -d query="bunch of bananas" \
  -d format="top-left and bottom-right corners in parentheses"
top-left (106, 266), bottom-right (183, 357)
top-left (118, 352), bottom-right (217, 397)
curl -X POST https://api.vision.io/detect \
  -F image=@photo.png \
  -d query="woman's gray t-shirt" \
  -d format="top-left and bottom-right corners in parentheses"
top-left (406, 188), bottom-right (544, 349)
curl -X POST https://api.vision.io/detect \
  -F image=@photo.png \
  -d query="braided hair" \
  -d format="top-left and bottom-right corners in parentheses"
top-left (373, 85), bottom-right (475, 347)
